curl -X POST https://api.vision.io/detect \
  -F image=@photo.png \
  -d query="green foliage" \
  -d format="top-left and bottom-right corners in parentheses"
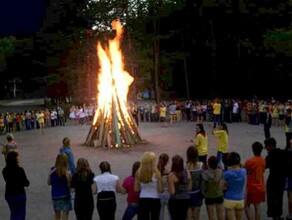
top-left (0, 38), bottom-right (15, 55)
top-left (264, 29), bottom-right (292, 57)
top-left (264, 29), bottom-right (292, 42)
top-left (0, 37), bottom-right (15, 73)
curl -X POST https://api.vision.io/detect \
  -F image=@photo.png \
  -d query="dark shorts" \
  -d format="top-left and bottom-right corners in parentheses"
top-left (205, 196), bottom-right (223, 205)
top-left (160, 117), bottom-right (166, 122)
top-left (189, 191), bottom-right (203, 207)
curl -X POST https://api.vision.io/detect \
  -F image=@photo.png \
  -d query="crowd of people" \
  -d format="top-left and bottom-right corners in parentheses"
top-left (1, 121), bottom-right (292, 220)
top-left (2, 97), bottom-right (292, 220)
top-left (1, 97), bottom-right (291, 138)
top-left (0, 104), bottom-right (96, 135)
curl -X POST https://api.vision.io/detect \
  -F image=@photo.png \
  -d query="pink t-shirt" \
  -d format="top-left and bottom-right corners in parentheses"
top-left (122, 176), bottom-right (140, 204)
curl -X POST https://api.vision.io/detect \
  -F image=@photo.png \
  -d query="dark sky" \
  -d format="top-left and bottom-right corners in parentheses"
top-left (0, 0), bottom-right (46, 37)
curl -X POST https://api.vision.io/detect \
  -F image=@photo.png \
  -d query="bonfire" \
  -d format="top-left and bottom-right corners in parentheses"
top-left (84, 20), bottom-right (143, 148)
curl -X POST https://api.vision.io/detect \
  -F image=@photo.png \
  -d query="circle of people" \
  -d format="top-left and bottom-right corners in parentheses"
top-left (2, 120), bottom-right (292, 220)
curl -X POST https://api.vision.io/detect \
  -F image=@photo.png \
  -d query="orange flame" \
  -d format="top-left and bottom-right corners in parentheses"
top-left (93, 20), bottom-right (134, 126)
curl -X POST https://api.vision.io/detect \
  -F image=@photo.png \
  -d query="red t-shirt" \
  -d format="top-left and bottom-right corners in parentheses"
top-left (122, 176), bottom-right (140, 204)
top-left (244, 156), bottom-right (266, 193)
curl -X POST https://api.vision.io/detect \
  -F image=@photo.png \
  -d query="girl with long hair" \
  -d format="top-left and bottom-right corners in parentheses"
top-left (135, 151), bottom-right (162, 220)
top-left (168, 154), bottom-right (192, 220)
top-left (48, 153), bottom-right (72, 220)
top-left (194, 123), bottom-right (208, 165)
top-left (71, 158), bottom-right (95, 220)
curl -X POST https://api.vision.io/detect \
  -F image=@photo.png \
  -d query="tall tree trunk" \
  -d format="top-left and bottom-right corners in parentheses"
top-left (181, 32), bottom-right (190, 100)
top-left (153, 33), bottom-right (160, 104)
top-left (153, 0), bottom-right (163, 104)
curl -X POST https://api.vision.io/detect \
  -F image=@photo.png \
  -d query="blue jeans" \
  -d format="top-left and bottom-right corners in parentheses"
top-left (122, 203), bottom-right (140, 220)
top-left (213, 114), bottom-right (221, 128)
top-left (159, 194), bottom-right (171, 220)
top-left (5, 193), bottom-right (26, 220)
top-left (217, 151), bottom-right (223, 167)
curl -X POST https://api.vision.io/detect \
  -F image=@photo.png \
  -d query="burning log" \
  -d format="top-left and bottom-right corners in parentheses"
top-left (84, 20), bottom-right (143, 148)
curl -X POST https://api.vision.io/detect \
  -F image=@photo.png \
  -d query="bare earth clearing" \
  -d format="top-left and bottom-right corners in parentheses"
top-left (0, 121), bottom-right (289, 220)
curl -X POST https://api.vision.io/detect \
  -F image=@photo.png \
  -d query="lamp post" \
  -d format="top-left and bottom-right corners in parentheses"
top-left (8, 78), bottom-right (22, 99)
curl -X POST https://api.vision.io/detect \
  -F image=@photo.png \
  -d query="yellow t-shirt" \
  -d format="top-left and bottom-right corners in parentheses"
top-left (160, 106), bottom-right (166, 118)
top-left (37, 112), bottom-right (45, 124)
top-left (213, 103), bottom-right (221, 115)
top-left (213, 130), bottom-right (228, 153)
top-left (195, 133), bottom-right (208, 156)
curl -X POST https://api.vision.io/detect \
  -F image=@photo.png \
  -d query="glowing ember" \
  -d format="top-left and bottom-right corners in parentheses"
top-left (85, 20), bottom-right (142, 148)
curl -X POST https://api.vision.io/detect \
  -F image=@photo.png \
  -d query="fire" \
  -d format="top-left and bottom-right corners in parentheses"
top-left (93, 20), bottom-right (134, 126)
top-left (85, 19), bottom-right (143, 148)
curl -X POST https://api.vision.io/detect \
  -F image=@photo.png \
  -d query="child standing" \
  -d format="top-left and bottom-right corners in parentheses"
top-left (71, 158), bottom-right (95, 220)
top-left (157, 153), bottom-right (171, 220)
top-left (186, 146), bottom-right (204, 220)
top-left (201, 156), bottom-right (224, 220)
top-left (244, 142), bottom-right (265, 220)
top-left (122, 161), bottom-right (141, 220)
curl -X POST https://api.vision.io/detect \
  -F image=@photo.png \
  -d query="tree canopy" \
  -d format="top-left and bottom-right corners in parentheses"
top-left (1, 0), bottom-right (292, 101)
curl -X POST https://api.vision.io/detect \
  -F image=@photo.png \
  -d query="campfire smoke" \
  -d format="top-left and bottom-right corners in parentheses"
top-left (85, 20), bottom-right (143, 148)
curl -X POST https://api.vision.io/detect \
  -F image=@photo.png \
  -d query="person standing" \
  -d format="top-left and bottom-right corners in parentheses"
top-left (71, 158), bottom-right (95, 220)
top-left (2, 151), bottom-right (30, 220)
top-left (212, 98), bottom-right (221, 128)
top-left (122, 161), bottom-right (141, 220)
top-left (48, 153), bottom-right (72, 220)
top-left (264, 137), bottom-right (287, 220)
top-left (135, 151), bottom-right (162, 220)
top-left (223, 152), bottom-right (247, 220)
top-left (201, 156), bottom-right (224, 220)
top-left (59, 137), bottom-right (75, 209)
top-left (93, 161), bottom-right (124, 220)
top-left (168, 154), bottom-right (192, 220)
top-left (194, 123), bottom-right (208, 165)
top-left (37, 110), bottom-right (45, 135)
top-left (59, 137), bottom-right (75, 175)
top-left (130, 102), bottom-right (139, 126)
top-left (186, 146), bottom-right (204, 220)
top-left (1, 133), bottom-right (18, 160)
top-left (157, 153), bottom-right (171, 220)
top-left (244, 142), bottom-right (266, 220)
top-left (232, 99), bottom-right (240, 123)
top-left (285, 108), bottom-right (292, 150)
top-left (209, 122), bottom-right (229, 169)
top-left (263, 106), bottom-right (272, 139)
top-left (159, 103), bottom-right (167, 127)
top-left (285, 139), bottom-right (292, 220)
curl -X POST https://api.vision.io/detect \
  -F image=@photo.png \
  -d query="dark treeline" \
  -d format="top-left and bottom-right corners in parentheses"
top-left (0, 0), bottom-right (292, 102)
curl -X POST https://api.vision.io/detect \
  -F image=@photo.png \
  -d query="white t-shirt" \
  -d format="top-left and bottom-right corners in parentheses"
top-left (93, 172), bottom-right (119, 193)
top-left (139, 176), bottom-right (159, 199)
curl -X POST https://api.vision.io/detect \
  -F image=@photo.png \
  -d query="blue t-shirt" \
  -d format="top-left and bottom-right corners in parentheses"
top-left (59, 147), bottom-right (76, 175)
top-left (50, 169), bottom-right (71, 199)
top-left (223, 168), bottom-right (246, 200)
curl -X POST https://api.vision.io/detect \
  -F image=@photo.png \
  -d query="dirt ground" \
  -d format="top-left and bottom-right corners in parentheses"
top-left (0, 121), bottom-right (289, 220)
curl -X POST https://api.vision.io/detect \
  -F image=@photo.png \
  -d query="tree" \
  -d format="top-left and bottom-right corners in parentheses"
top-left (0, 37), bottom-right (15, 72)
